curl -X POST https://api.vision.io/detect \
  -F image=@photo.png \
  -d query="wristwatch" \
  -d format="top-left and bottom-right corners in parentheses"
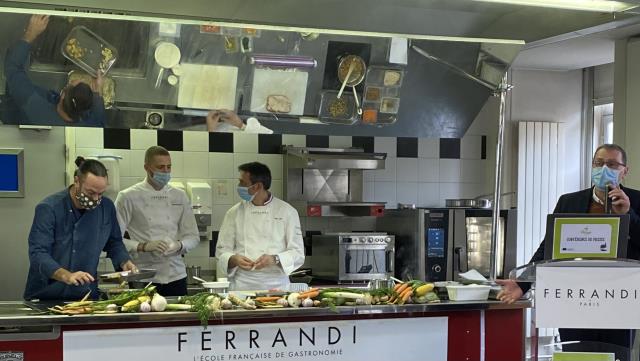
top-left (274, 255), bottom-right (281, 265)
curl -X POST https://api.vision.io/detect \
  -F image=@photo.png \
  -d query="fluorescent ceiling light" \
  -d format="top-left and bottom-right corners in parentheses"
top-left (0, 6), bottom-right (524, 44)
top-left (472, 0), bottom-right (638, 12)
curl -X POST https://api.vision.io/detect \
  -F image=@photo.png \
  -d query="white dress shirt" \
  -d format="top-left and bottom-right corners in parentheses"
top-left (115, 180), bottom-right (199, 284)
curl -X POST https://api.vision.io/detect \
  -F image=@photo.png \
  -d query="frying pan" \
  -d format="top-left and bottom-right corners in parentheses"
top-left (337, 55), bottom-right (366, 115)
top-left (154, 42), bottom-right (181, 88)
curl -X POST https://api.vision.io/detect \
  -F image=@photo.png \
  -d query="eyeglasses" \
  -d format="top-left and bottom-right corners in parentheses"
top-left (592, 159), bottom-right (626, 169)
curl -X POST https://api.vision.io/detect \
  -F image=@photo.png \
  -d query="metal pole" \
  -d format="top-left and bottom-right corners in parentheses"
top-left (489, 74), bottom-right (510, 281)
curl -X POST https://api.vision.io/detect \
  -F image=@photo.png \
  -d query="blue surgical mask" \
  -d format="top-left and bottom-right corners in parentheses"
top-left (152, 172), bottom-right (171, 188)
top-left (237, 185), bottom-right (255, 202)
top-left (591, 166), bottom-right (620, 191)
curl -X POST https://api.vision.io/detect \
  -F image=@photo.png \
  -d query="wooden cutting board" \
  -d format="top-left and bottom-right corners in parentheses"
top-left (177, 63), bottom-right (238, 110)
top-left (250, 68), bottom-right (308, 115)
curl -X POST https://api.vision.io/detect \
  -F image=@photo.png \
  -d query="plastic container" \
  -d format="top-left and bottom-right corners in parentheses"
top-left (380, 97), bottom-right (400, 114)
top-left (446, 284), bottom-right (491, 301)
top-left (318, 90), bottom-right (357, 125)
top-left (202, 281), bottom-right (230, 293)
top-left (61, 26), bottom-right (118, 76)
top-left (364, 86), bottom-right (382, 102)
top-left (365, 66), bottom-right (404, 88)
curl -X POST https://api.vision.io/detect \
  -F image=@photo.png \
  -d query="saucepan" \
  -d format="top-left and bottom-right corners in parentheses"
top-left (337, 54), bottom-right (366, 115)
top-left (368, 278), bottom-right (395, 290)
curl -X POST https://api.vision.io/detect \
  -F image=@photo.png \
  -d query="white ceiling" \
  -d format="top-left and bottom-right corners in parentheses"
top-left (512, 20), bottom-right (640, 71)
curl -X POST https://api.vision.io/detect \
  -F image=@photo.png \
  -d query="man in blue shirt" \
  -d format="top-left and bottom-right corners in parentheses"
top-left (24, 158), bottom-right (136, 300)
top-left (3, 15), bottom-right (105, 127)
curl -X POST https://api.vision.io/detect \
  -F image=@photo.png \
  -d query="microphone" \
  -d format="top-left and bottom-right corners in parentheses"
top-left (605, 183), bottom-right (613, 214)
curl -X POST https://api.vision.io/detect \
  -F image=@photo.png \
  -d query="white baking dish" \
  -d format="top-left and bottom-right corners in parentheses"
top-left (446, 284), bottom-right (491, 301)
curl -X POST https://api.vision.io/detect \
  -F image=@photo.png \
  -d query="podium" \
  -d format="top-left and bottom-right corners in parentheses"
top-left (511, 259), bottom-right (640, 361)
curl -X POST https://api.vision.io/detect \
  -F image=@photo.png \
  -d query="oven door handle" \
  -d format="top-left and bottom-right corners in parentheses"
top-left (454, 246), bottom-right (466, 273)
top-left (385, 250), bottom-right (394, 274)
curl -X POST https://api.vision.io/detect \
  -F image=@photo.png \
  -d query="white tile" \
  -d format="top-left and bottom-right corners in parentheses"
top-left (282, 134), bottom-right (306, 147)
top-left (418, 158), bottom-right (440, 183)
top-left (209, 153), bottom-right (235, 179)
top-left (187, 241), bottom-right (210, 258)
top-left (234, 153), bottom-right (257, 172)
top-left (183, 256), bottom-right (211, 270)
top-left (374, 181), bottom-right (397, 209)
top-left (75, 127), bottom-right (103, 148)
top-left (183, 131), bottom-right (209, 152)
top-left (363, 181), bottom-right (375, 202)
top-left (418, 183), bottom-right (441, 207)
top-left (257, 154), bottom-right (283, 180)
top-left (461, 135), bottom-right (482, 160)
top-left (119, 176), bottom-right (143, 192)
top-left (213, 205), bottom-right (233, 230)
top-left (374, 157), bottom-right (396, 182)
top-left (129, 150), bottom-right (147, 177)
top-left (461, 159), bottom-right (487, 183)
top-left (212, 179), bottom-right (235, 205)
top-left (76, 148), bottom-right (101, 158)
top-left (439, 183), bottom-right (463, 205)
top-left (329, 136), bottom-right (352, 148)
top-left (130, 129), bottom-right (157, 150)
top-left (270, 180), bottom-right (283, 199)
top-left (374, 137), bottom-right (397, 157)
top-left (233, 132), bottom-right (258, 153)
top-left (169, 151), bottom-right (184, 178)
top-left (183, 152), bottom-right (209, 179)
top-left (104, 149), bottom-right (132, 177)
top-left (418, 138), bottom-right (439, 158)
top-left (396, 182), bottom-right (418, 205)
top-left (439, 159), bottom-right (461, 182)
top-left (396, 158), bottom-right (419, 182)
top-left (461, 183), bottom-right (485, 198)
top-left (363, 170), bottom-right (375, 182)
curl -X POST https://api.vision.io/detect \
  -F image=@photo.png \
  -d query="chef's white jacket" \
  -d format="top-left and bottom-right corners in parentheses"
top-left (115, 181), bottom-right (200, 284)
top-left (215, 195), bottom-right (305, 291)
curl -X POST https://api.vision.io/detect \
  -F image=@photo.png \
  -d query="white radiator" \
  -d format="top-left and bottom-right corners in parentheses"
top-left (517, 121), bottom-right (565, 339)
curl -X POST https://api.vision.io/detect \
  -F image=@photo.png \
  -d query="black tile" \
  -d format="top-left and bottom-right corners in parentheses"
top-left (352, 136), bottom-right (374, 153)
top-left (157, 130), bottom-right (182, 151)
top-left (481, 136), bottom-right (487, 160)
top-left (103, 128), bottom-right (130, 149)
top-left (306, 135), bottom-right (329, 148)
top-left (396, 137), bottom-right (418, 158)
top-left (258, 134), bottom-right (282, 154)
top-left (209, 132), bottom-right (234, 153)
top-left (210, 231), bottom-right (219, 257)
top-left (440, 138), bottom-right (461, 159)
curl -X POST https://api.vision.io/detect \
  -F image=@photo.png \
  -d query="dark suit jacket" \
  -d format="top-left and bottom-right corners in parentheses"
top-left (521, 185), bottom-right (640, 294)
top-left (530, 185), bottom-right (640, 263)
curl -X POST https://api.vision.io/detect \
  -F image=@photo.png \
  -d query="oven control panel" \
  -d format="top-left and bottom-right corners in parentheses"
top-left (425, 211), bottom-right (448, 281)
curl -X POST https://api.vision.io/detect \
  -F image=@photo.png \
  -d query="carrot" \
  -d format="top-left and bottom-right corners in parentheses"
top-left (299, 291), bottom-right (320, 299)
top-left (393, 283), bottom-right (404, 292)
top-left (395, 282), bottom-right (409, 295)
top-left (298, 288), bottom-right (318, 296)
top-left (255, 296), bottom-right (282, 303)
top-left (399, 289), bottom-right (413, 305)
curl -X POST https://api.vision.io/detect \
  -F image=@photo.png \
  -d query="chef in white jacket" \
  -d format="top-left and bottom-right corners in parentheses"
top-left (115, 146), bottom-right (199, 296)
top-left (215, 162), bottom-right (305, 291)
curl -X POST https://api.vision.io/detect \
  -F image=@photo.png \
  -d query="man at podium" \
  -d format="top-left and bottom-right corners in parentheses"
top-left (497, 144), bottom-right (640, 355)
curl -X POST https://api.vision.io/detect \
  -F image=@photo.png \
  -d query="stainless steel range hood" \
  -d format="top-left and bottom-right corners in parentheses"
top-left (284, 147), bottom-right (386, 170)
top-left (284, 146), bottom-right (387, 217)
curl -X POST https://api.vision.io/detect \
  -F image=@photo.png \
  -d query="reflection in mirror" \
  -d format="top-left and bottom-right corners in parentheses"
top-left (0, 10), bottom-right (523, 138)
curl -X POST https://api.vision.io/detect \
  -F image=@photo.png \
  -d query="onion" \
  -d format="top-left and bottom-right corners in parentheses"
top-left (276, 298), bottom-right (289, 307)
top-left (151, 294), bottom-right (167, 312)
top-left (301, 298), bottom-right (314, 307)
top-left (287, 293), bottom-right (301, 307)
top-left (139, 301), bottom-right (151, 313)
top-left (221, 298), bottom-right (233, 310)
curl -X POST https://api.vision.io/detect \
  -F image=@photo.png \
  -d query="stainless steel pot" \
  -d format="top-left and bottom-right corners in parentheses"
top-left (445, 198), bottom-right (492, 209)
top-left (186, 266), bottom-right (201, 285)
top-left (368, 278), bottom-right (395, 290)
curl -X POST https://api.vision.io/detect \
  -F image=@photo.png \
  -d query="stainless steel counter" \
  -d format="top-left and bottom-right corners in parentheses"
top-left (0, 300), bottom-right (530, 328)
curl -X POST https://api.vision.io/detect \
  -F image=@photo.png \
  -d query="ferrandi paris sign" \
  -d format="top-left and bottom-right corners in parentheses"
top-left (536, 266), bottom-right (640, 329)
top-left (63, 317), bottom-right (448, 361)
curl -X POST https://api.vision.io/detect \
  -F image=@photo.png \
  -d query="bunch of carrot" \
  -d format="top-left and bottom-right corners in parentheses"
top-left (254, 288), bottom-right (320, 304)
top-left (389, 282), bottom-right (414, 305)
